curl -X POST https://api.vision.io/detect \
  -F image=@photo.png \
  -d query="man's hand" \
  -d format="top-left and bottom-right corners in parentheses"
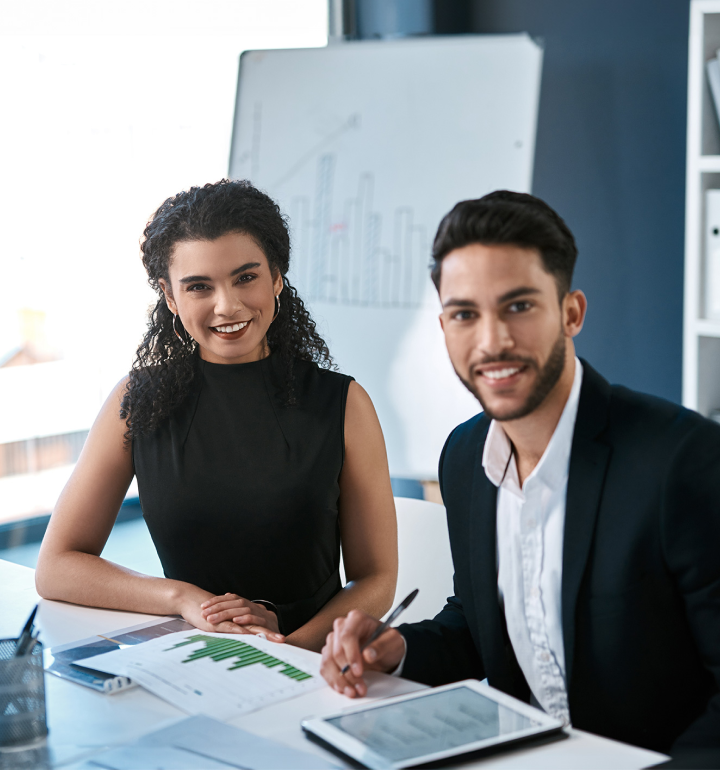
top-left (321, 610), bottom-right (406, 698)
top-left (200, 593), bottom-right (284, 641)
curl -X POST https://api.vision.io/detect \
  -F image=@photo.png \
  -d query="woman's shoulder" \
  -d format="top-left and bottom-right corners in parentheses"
top-left (292, 357), bottom-right (354, 389)
top-left (282, 359), bottom-right (354, 415)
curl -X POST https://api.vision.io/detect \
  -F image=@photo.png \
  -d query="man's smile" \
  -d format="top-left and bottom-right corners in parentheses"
top-left (475, 362), bottom-right (530, 388)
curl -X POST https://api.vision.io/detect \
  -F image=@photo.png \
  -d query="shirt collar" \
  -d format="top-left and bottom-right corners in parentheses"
top-left (482, 358), bottom-right (584, 492)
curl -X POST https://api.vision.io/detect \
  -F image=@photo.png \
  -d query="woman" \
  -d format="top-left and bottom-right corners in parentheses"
top-left (35, 180), bottom-right (397, 651)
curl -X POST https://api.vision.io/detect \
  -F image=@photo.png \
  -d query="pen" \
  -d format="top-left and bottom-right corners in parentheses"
top-left (341, 588), bottom-right (418, 675)
top-left (15, 604), bottom-right (38, 657)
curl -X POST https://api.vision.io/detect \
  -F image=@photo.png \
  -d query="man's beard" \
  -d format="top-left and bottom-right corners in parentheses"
top-left (457, 331), bottom-right (566, 421)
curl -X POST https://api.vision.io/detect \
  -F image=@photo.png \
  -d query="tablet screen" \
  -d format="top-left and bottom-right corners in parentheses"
top-left (325, 686), bottom-right (541, 763)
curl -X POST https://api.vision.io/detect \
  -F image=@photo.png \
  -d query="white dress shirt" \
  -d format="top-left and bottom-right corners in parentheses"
top-left (392, 360), bottom-right (582, 722)
top-left (483, 358), bottom-right (583, 724)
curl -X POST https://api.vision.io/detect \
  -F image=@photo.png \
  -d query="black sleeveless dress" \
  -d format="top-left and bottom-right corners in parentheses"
top-left (133, 354), bottom-right (353, 635)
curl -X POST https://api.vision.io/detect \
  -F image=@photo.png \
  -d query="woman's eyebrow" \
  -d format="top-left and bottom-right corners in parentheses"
top-left (230, 261), bottom-right (261, 276)
top-left (179, 262), bottom-right (262, 284)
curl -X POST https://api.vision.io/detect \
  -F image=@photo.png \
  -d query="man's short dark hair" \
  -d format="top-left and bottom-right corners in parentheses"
top-left (431, 191), bottom-right (578, 297)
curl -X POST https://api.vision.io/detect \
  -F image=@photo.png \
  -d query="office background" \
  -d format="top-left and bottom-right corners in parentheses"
top-left (0, 0), bottom-right (694, 560)
top-left (419, 0), bottom-right (690, 404)
top-left (471, 0), bottom-right (689, 404)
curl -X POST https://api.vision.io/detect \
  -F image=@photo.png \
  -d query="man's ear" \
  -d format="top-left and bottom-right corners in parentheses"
top-left (158, 278), bottom-right (178, 315)
top-left (563, 289), bottom-right (587, 338)
top-left (438, 313), bottom-right (445, 332)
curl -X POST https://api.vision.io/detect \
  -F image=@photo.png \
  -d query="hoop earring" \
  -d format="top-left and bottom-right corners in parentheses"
top-left (172, 313), bottom-right (190, 344)
top-left (272, 294), bottom-right (280, 322)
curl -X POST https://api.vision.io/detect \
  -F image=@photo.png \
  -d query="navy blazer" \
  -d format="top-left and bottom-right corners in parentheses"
top-left (399, 360), bottom-right (720, 755)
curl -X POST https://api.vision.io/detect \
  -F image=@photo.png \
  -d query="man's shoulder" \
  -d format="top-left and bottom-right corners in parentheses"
top-left (608, 383), bottom-right (687, 426)
top-left (444, 410), bottom-right (491, 455)
top-left (437, 412), bottom-right (491, 488)
top-left (582, 360), bottom-right (720, 452)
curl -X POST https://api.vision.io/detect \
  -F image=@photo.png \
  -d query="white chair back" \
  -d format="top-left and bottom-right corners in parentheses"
top-left (386, 497), bottom-right (454, 625)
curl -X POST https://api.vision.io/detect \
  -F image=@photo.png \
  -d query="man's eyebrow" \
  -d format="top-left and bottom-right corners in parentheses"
top-left (442, 298), bottom-right (478, 309)
top-left (442, 287), bottom-right (541, 309)
top-left (497, 286), bottom-right (541, 303)
top-left (179, 262), bottom-right (261, 284)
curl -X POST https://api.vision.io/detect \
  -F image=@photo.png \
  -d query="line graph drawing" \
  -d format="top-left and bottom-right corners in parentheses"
top-left (271, 112), bottom-right (361, 190)
top-left (232, 108), bottom-right (430, 309)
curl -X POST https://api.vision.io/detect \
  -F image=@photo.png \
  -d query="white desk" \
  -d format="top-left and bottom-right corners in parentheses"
top-left (0, 559), bottom-right (667, 769)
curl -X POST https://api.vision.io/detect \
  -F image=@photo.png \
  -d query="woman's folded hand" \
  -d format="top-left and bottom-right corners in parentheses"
top-left (200, 592), bottom-right (284, 641)
top-left (175, 586), bottom-right (248, 635)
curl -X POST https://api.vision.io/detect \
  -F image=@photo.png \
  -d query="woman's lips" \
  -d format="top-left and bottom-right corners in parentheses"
top-left (209, 320), bottom-right (251, 340)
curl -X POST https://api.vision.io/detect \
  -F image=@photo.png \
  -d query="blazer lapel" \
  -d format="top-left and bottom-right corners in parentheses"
top-left (469, 427), bottom-right (527, 696)
top-left (562, 361), bottom-right (612, 691)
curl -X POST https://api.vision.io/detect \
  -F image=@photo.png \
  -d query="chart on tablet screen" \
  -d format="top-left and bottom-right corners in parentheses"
top-left (80, 630), bottom-right (323, 721)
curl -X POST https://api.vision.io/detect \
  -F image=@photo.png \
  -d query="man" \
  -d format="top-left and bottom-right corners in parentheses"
top-left (321, 191), bottom-right (720, 759)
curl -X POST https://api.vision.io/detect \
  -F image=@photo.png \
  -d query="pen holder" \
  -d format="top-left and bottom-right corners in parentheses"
top-left (0, 638), bottom-right (47, 748)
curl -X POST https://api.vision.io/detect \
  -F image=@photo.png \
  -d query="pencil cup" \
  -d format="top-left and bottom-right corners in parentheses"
top-left (0, 638), bottom-right (47, 748)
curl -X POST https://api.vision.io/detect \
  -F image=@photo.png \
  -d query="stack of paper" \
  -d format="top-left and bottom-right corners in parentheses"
top-left (81, 630), bottom-right (324, 721)
top-left (69, 715), bottom-right (340, 770)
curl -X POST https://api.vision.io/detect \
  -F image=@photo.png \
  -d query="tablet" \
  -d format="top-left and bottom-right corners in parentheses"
top-left (301, 679), bottom-right (564, 770)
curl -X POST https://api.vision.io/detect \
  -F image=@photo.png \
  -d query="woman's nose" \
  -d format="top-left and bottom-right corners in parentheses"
top-left (214, 287), bottom-right (242, 317)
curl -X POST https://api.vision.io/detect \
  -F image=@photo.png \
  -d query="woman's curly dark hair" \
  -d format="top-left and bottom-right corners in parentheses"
top-left (120, 179), bottom-right (332, 442)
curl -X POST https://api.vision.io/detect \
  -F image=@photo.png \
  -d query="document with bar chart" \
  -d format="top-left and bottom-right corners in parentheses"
top-left (80, 630), bottom-right (323, 721)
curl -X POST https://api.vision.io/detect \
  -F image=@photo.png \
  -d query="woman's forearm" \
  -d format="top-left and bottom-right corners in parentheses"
top-left (285, 572), bottom-right (395, 652)
top-left (35, 549), bottom-right (199, 616)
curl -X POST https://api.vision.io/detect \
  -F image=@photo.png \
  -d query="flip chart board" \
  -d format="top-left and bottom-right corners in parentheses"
top-left (230, 35), bottom-right (543, 477)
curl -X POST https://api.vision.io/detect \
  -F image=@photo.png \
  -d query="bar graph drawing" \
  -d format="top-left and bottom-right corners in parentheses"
top-left (235, 103), bottom-right (429, 308)
top-left (287, 153), bottom-right (429, 308)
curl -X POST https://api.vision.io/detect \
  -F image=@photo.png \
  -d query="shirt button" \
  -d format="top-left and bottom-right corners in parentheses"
top-left (540, 652), bottom-right (550, 662)
top-left (526, 518), bottom-right (536, 528)
top-left (530, 587), bottom-right (540, 598)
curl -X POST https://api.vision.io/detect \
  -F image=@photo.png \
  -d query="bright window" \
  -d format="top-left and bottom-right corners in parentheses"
top-left (0, 1), bottom-right (328, 524)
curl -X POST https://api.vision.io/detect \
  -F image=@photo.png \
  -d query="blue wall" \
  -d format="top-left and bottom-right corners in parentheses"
top-left (469, 0), bottom-right (690, 402)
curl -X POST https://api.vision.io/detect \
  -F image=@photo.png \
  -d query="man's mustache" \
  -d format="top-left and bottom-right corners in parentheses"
top-left (470, 353), bottom-right (537, 369)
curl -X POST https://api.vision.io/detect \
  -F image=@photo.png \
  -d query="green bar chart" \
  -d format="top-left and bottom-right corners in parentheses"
top-left (167, 634), bottom-right (313, 681)
top-left (82, 629), bottom-right (322, 720)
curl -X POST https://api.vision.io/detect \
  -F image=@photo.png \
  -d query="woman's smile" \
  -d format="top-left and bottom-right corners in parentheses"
top-left (161, 232), bottom-right (283, 364)
top-left (210, 320), bottom-right (251, 340)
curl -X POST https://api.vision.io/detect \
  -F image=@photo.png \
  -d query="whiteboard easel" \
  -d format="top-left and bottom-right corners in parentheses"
top-left (230, 35), bottom-right (543, 478)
